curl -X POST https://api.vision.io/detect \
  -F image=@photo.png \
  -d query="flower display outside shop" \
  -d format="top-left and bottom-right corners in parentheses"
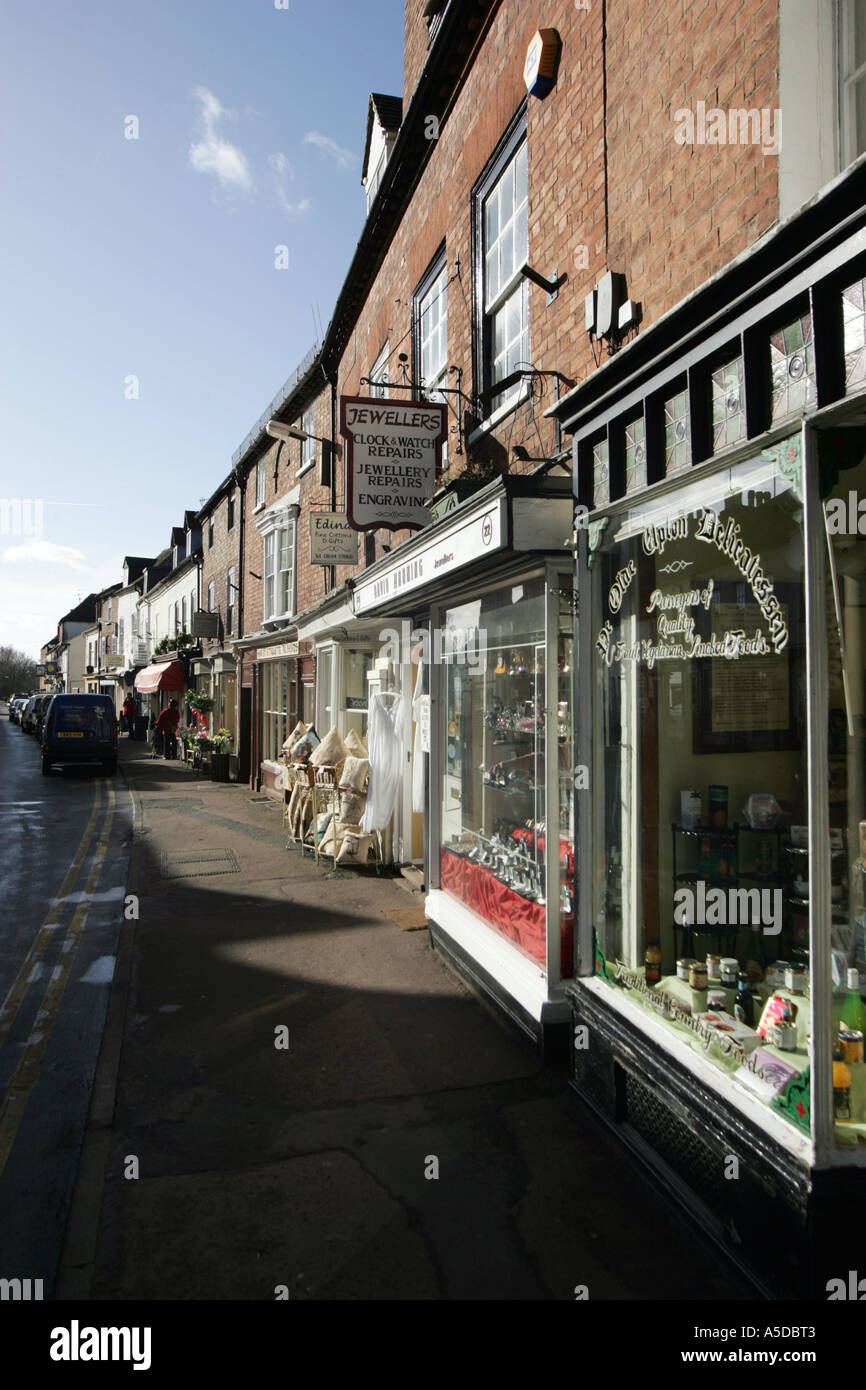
top-left (212, 728), bottom-right (232, 754)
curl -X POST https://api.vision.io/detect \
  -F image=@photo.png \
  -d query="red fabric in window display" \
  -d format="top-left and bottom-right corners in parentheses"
top-left (440, 849), bottom-right (547, 965)
top-left (440, 848), bottom-right (575, 977)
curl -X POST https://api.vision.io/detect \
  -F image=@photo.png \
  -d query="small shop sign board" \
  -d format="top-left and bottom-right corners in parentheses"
top-left (192, 610), bottom-right (219, 638)
top-left (310, 512), bottom-right (359, 565)
top-left (340, 395), bottom-right (447, 532)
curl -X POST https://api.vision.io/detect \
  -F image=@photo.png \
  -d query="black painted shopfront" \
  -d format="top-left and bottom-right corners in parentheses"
top-left (553, 159), bottom-right (866, 1298)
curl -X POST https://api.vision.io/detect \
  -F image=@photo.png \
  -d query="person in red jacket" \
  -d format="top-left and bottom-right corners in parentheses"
top-left (154, 699), bottom-right (180, 759)
top-left (121, 694), bottom-right (137, 737)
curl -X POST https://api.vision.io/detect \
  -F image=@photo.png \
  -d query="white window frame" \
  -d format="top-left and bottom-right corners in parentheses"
top-left (474, 112), bottom-right (530, 419)
top-left (207, 581), bottom-right (215, 613)
top-left (298, 404), bottom-right (316, 475)
top-left (256, 460), bottom-right (266, 509)
top-left (258, 495), bottom-right (298, 625)
top-left (415, 251), bottom-right (449, 466)
top-left (841, 0), bottom-right (866, 165)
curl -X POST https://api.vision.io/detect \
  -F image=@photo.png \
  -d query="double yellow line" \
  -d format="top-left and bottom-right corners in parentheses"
top-left (0, 779), bottom-right (116, 1178)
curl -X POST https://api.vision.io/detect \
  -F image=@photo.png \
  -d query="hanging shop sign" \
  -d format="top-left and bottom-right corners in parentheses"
top-left (192, 610), bottom-right (220, 638)
top-left (310, 512), bottom-right (359, 565)
top-left (340, 395), bottom-right (447, 532)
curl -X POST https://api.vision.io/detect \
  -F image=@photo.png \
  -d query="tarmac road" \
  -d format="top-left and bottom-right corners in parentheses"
top-left (0, 704), bottom-right (132, 1297)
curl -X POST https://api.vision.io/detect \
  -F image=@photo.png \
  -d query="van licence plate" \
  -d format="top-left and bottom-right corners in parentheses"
top-left (57, 731), bottom-right (84, 738)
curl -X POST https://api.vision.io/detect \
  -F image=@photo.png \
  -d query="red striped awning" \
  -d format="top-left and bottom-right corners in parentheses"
top-left (134, 660), bottom-right (186, 693)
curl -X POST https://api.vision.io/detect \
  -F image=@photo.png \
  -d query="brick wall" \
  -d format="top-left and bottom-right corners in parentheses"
top-left (323, 0), bottom-right (782, 581)
top-left (199, 486), bottom-right (241, 653)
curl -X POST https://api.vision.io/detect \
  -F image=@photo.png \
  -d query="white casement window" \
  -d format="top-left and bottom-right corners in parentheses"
top-left (174, 602), bottom-right (180, 635)
top-left (415, 253), bottom-right (449, 465)
top-left (260, 508), bottom-right (297, 623)
top-left (370, 342), bottom-right (390, 399)
top-left (256, 460), bottom-right (266, 507)
top-left (181, 598), bottom-right (186, 632)
top-left (299, 405), bottom-right (316, 473)
top-left (476, 120), bottom-right (529, 416)
top-left (118, 618), bottom-right (124, 656)
top-left (841, 0), bottom-right (866, 165)
top-left (207, 581), bottom-right (215, 613)
top-left (263, 532), bottom-right (275, 619)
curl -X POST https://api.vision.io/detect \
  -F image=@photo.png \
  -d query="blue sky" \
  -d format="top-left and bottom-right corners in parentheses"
top-left (0, 0), bottom-right (404, 657)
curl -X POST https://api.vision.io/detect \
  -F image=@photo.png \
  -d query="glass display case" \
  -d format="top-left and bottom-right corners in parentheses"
top-left (436, 570), bottom-right (574, 979)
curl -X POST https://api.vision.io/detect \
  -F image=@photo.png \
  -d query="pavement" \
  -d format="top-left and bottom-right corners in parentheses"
top-left (57, 733), bottom-right (757, 1301)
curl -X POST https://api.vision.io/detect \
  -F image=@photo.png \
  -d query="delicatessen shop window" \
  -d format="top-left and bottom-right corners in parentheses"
top-left (592, 438), bottom-right (817, 1129)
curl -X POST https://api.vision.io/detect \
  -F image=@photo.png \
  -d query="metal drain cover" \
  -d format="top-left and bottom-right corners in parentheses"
top-left (160, 848), bottom-right (240, 878)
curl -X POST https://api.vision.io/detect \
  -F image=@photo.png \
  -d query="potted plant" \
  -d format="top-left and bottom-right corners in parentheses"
top-left (187, 688), bottom-right (216, 717)
top-left (210, 728), bottom-right (232, 782)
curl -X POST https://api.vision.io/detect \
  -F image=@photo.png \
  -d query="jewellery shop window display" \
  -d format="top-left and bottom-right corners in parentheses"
top-left (592, 438), bottom-right (816, 1133)
top-left (438, 572), bottom-right (574, 978)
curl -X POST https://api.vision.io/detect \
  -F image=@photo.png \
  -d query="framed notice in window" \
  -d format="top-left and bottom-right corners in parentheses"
top-left (692, 582), bottom-right (802, 753)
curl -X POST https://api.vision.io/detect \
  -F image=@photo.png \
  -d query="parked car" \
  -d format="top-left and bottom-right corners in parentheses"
top-left (42, 694), bottom-right (117, 776)
top-left (12, 695), bottom-right (31, 726)
top-left (21, 696), bottom-right (42, 734)
top-left (34, 693), bottom-right (54, 740)
top-left (7, 693), bottom-right (27, 722)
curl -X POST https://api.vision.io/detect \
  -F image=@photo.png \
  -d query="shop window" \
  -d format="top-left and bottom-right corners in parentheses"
top-left (316, 646), bottom-right (334, 732)
top-left (475, 114), bottom-right (529, 416)
top-left (592, 438), bottom-right (810, 1129)
top-left (342, 648), bottom-right (373, 741)
top-left (439, 576), bottom-right (574, 977)
top-left (842, 276), bottom-right (866, 393)
top-left (710, 355), bottom-right (746, 453)
top-left (624, 415), bottom-right (647, 495)
top-left (262, 660), bottom-right (289, 763)
top-left (769, 311), bottom-right (817, 424)
top-left (821, 439), bottom-right (866, 1146)
top-left (663, 384), bottom-right (691, 475)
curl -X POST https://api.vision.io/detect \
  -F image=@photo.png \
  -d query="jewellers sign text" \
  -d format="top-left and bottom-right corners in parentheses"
top-left (340, 396), bottom-right (447, 532)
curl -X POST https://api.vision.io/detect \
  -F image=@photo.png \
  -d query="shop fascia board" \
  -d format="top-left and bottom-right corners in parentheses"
top-left (551, 159), bottom-right (866, 440)
top-left (351, 475), bottom-right (572, 617)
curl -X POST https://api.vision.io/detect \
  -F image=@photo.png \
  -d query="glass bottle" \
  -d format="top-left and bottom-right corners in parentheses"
top-left (734, 970), bottom-right (755, 1027)
top-left (840, 968), bottom-right (866, 1035)
top-left (644, 941), bottom-right (662, 986)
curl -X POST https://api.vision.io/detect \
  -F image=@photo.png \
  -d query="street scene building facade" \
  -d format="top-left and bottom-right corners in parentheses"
top-left (30, 0), bottom-right (866, 1298)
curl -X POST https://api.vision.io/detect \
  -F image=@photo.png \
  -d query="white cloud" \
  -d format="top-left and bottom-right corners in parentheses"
top-left (268, 152), bottom-right (311, 217)
top-left (1, 540), bottom-right (90, 571)
top-left (304, 130), bottom-right (358, 171)
top-left (189, 86), bottom-right (253, 192)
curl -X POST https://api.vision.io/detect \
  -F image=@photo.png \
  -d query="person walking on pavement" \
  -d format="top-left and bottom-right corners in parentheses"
top-left (154, 699), bottom-right (180, 760)
top-left (122, 693), bottom-right (137, 737)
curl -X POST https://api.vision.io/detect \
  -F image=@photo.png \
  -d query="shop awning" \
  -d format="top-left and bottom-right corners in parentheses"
top-left (134, 660), bottom-right (186, 693)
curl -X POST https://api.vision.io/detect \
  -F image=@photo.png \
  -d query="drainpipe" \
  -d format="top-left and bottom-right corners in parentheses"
top-left (234, 461), bottom-right (246, 776)
top-left (324, 362), bottom-right (338, 593)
